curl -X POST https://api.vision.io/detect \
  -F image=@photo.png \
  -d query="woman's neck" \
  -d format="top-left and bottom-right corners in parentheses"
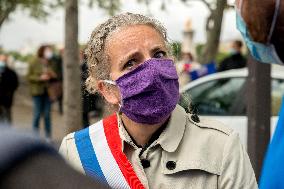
top-left (120, 114), bottom-right (168, 147)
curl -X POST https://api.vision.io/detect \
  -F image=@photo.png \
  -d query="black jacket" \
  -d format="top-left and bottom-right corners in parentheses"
top-left (0, 128), bottom-right (109, 189)
top-left (0, 67), bottom-right (19, 107)
top-left (218, 53), bottom-right (247, 72)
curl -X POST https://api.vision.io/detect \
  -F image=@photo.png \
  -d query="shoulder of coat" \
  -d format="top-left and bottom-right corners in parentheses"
top-left (64, 132), bottom-right (75, 141)
top-left (63, 120), bottom-right (104, 142)
top-left (187, 114), bottom-right (233, 136)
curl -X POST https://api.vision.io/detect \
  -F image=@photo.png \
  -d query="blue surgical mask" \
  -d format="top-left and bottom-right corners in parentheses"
top-left (229, 48), bottom-right (238, 55)
top-left (0, 61), bottom-right (5, 68)
top-left (236, 0), bottom-right (283, 65)
top-left (0, 61), bottom-right (5, 67)
top-left (0, 61), bottom-right (5, 73)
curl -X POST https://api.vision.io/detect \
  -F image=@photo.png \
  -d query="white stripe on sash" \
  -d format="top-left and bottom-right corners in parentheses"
top-left (89, 120), bottom-right (130, 189)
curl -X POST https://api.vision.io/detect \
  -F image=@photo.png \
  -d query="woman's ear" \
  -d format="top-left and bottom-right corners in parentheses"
top-left (97, 80), bottom-right (120, 105)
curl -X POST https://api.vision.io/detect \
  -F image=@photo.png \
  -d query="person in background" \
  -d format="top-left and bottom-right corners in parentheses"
top-left (80, 50), bottom-right (91, 128)
top-left (42, 46), bottom-right (63, 106)
top-left (235, 0), bottom-right (284, 188)
top-left (218, 40), bottom-right (247, 72)
top-left (0, 128), bottom-right (109, 189)
top-left (80, 50), bottom-right (103, 128)
top-left (0, 54), bottom-right (19, 125)
top-left (26, 45), bottom-right (57, 139)
top-left (52, 48), bottom-right (64, 115)
top-left (176, 51), bottom-right (201, 87)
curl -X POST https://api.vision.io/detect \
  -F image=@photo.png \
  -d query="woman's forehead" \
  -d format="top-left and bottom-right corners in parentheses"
top-left (105, 25), bottom-right (166, 50)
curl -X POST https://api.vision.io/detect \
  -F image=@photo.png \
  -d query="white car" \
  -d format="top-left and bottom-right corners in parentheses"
top-left (180, 65), bottom-right (284, 148)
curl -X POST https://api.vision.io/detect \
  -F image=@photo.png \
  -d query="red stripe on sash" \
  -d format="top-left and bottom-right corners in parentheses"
top-left (103, 114), bottom-right (145, 189)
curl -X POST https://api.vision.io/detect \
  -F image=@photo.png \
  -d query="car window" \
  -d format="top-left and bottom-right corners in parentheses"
top-left (181, 77), bottom-right (284, 116)
top-left (182, 78), bottom-right (246, 115)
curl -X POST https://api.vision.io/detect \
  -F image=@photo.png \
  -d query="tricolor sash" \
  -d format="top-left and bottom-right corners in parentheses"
top-left (74, 114), bottom-right (145, 189)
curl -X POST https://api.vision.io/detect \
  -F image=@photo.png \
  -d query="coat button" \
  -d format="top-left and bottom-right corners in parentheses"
top-left (166, 161), bottom-right (176, 170)
top-left (191, 114), bottom-right (200, 123)
top-left (141, 159), bottom-right (150, 169)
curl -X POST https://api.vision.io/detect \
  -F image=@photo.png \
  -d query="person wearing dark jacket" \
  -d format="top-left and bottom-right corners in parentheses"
top-left (0, 54), bottom-right (19, 125)
top-left (218, 40), bottom-right (247, 72)
top-left (0, 128), bottom-right (109, 189)
top-left (235, 0), bottom-right (284, 188)
top-left (80, 54), bottom-right (103, 128)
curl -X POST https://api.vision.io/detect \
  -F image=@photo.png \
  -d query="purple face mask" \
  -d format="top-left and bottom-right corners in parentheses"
top-left (104, 58), bottom-right (180, 124)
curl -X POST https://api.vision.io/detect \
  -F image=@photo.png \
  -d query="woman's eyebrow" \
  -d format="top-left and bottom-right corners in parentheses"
top-left (150, 45), bottom-right (166, 54)
top-left (119, 51), bottom-right (140, 67)
top-left (118, 44), bottom-right (166, 68)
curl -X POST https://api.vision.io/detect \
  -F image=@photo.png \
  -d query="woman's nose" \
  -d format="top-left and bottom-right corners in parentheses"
top-left (143, 55), bottom-right (153, 63)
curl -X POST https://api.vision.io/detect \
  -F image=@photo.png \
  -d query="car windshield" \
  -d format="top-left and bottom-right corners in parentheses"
top-left (180, 77), bottom-right (284, 116)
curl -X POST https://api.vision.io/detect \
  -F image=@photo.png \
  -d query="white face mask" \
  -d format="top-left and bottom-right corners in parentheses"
top-left (44, 50), bottom-right (53, 59)
top-left (0, 61), bottom-right (5, 68)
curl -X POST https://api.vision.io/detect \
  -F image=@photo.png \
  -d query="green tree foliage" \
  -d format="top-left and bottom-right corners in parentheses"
top-left (0, 0), bottom-right (121, 30)
top-left (0, 0), bottom-right (61, 28)
top-left (7, 51), bottom-right (34, 63)
top-left (171, 42), bottom-right (182, 60)
top-left (87, 0), bottom-right (120, 16)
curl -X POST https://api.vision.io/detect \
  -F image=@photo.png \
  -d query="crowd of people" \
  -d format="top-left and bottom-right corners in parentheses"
top-left (175, 39), bottom-right (247, 88)
top-left (0, 38), bottom-right (247, 137)
top-left (0, 45), bottom-right (104, 138)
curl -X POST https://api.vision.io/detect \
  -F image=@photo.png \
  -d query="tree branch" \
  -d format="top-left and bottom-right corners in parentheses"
top-left (205, 13), bottom-right (214, 31)
top-left (0, 3), bottom-right (17, 28)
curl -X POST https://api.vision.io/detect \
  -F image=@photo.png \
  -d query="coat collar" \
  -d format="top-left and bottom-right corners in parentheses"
top-left (157, 105), bottom-right (186, 153)
top-left (117, 106), bottom-right (224, 176)
top-left (118, 105), bottom-right (186, 153)
top-left (161, 115), bottom-right (228, 176)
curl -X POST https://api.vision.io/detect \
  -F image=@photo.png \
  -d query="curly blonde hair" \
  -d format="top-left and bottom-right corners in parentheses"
top-left (85, 12), bottom-right (169, 94)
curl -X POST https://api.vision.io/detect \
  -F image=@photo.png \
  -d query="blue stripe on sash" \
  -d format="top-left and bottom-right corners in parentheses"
top-left (74, 127), bottom-right (107, 184)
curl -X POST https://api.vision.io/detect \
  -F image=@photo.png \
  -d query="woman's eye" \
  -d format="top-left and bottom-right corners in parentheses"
top-left (153, 51), bottom-right (166, 59)
top-left (123, 59), bottom-right (137, 70)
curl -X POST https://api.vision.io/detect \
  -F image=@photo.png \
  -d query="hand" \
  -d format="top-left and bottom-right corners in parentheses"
top-left (48, 70), bottom-right (57, 79)
top-left (40, 74), bottom-right (51, 81)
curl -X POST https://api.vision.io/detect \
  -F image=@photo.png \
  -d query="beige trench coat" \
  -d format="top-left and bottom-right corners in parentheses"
top-left (59, 105), bottom-right (258, 189)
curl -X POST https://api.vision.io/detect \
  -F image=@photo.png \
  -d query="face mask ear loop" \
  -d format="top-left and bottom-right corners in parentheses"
top-left (267, 0), bottom-right (281, 43)
top-left (118, 93), bottom-right (124, 114)
top-left (235, 0), bottom-right (243, 14)
top-left (103, 80), bottom-right (116, 85)
top-left (118, 103), bottom-right (123, 115)
top-left (103, 79), bottom-right (124, 113)
top-left (239, 0), bottom-right (243, 12)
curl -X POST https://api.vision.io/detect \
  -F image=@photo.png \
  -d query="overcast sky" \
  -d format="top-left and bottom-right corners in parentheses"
top-left (0, 0), bottom-right (240, 52)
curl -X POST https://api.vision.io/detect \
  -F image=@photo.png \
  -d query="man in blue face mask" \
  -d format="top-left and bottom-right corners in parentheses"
top-left (236, 0), bottom-right (284, 188)
top-left (236, 0), bottom-right (284, 65)
top-left (218, 40), bottom-right (247, 72)
top-left (0, 54), bottom-right (19, 126)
